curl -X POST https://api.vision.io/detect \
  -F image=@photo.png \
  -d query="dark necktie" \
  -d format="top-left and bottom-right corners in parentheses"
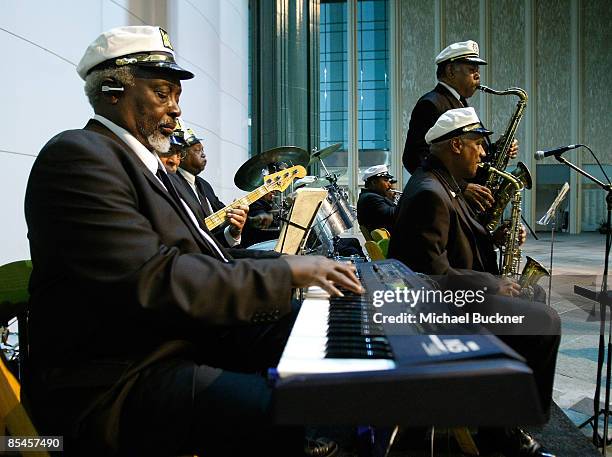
top-left (194, 180), bottom-right (213, 216)
top-left (155, 167), bottom-right (228, 261)
top-left (460, 96), bottom-right (468, 107)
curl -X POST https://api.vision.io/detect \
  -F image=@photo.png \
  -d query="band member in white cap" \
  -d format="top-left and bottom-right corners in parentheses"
top-left (402, 40), bottom-right (518, 213)
top-left (389, 108), bottom-right (559, 457)
top-left (168, 121), bottom-right (249, 248)
top-left (24, 25), bottom-right (360, 457)
top-left (357, 164), bottom-right (398, 234)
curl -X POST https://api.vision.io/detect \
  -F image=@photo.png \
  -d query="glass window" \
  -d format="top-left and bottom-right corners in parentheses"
top-left (357, 0), bottom-right (390, 168)
top-left (320, 0), bottom-right (349, 168)
top-left (319, 0), bottom-right (390, 181)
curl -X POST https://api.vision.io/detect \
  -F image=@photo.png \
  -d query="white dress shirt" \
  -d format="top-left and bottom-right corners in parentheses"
top-left (438, 81), bottom-right (463, 103)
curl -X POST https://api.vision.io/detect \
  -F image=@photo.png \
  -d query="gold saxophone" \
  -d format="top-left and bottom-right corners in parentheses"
top-left (478, 163), bottom-right (549, 291)
top-left (477, 85), bottom-right (532, 230)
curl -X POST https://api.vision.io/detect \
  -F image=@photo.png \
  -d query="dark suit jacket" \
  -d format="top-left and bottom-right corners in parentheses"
top-left (171, 171), bottom-right (281, 257)
top-left (388, 155), bottom-right (499, 292)
top-left (402, 83), bottom-right (464, 173)
top-left (356, 189), bottom-right (397, 234)
top-left (24, 120), bottom-right (292, 437)
top-left (171, 171), bottom-right (228, 245)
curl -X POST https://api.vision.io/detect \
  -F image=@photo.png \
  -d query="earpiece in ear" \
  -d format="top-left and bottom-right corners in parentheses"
top-left (101, 85), bottom-right (124, 92)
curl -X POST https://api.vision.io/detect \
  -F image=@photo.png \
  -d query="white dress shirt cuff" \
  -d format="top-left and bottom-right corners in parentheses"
top-left (224, 226), bottom-right (241, 246)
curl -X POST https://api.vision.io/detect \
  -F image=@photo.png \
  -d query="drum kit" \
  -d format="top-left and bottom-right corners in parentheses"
top-left (234, 142), bottom-right (357, 256)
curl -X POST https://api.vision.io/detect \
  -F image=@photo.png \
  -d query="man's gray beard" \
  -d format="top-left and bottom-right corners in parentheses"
top-left (148, 132), bottom-right (171, 154)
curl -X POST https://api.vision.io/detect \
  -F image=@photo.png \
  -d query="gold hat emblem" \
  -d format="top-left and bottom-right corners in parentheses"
top-left (159, 27), bottom-right (174, 51)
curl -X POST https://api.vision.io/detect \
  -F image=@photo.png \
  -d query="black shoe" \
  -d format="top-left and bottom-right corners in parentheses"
top-left (502, 428), bottom-right (556, 457)
top-left (304, 437), bottom-right (339, 457)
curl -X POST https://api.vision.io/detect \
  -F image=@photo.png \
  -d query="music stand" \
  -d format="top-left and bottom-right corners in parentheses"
top-left (537, 182), bottom-right (570, 307)
top-left (275, 188), bottom-right (327, 255)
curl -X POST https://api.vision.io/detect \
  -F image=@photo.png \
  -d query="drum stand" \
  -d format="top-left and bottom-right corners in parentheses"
top-left (313, 156), bottom-right (356, 258)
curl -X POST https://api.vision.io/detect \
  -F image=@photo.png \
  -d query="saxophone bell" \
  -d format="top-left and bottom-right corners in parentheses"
top-left (518, 256), bottom-right (551, 300)
top-left (519, 256), bottom-right (550, 289)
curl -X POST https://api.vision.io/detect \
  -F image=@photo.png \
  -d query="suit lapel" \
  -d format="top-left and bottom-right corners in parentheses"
top-left (85, 121), bottom-right (183, 213)
top-left (174, 173), bottom-right (210, 220)
top-left (195, 178), bottom-right (216, 213)
top-left (430, 168), bottom-right (488, 271)
top-left (83, 120), bottom-right (221, 256)
top-left (434, 84), bottom-right (464, 110)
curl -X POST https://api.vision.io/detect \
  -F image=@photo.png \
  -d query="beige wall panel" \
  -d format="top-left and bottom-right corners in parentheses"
top-left (398, 0), bottom-right (437, 142)
top-left (444, 0), bottom-right (481, 114)
top-left (443, 0), bottom-right (480, 45)
top-left (535, 0), bottom-right (571, 161)
top-left (534, 0), bottom-right (572, 225)
top-left (581, 0), bottom-right (612, 165)
top-left (580, 1), bottom-right (612, 230)
top-left (487, 0), bottom-right (527, 163)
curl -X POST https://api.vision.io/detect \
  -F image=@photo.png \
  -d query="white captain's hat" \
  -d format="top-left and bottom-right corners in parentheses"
top-left (362, 165), bottom-right (396, 183)
top-left (435, 40), bottom-right (487, 65)
top-left (170, 119), bottom-right (204, 148)
top-left (425, 107), bottom-right (493, 144)
top-left (77, 26), bottom-right (194, 80)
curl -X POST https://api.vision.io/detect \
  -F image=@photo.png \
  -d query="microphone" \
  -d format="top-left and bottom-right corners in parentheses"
top-left (534, 144), bottom-right (581, 160)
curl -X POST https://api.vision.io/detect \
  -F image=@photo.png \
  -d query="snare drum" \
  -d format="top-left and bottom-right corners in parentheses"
top-left (311, 187), bottom-right (356, 250)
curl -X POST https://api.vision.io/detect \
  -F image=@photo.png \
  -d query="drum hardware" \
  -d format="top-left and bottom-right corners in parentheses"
top-left (234, 146), bottom-right (309, 191)
top-left (306, 143), bottom-right (358, 257)
top-left (235, 145), bottom-right (310, 229)
top-left (294, 176), bottom-right (320, 188)
top-left (309, 142), bottom-right (342, 165)
top-left (206, 165), bottom-right (305, 231)
top-left (310, 143), bottom-right (345, 187)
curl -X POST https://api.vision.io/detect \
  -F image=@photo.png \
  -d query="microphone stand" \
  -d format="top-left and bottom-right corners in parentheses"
top-left (556, 154), bottom-right (612, 450)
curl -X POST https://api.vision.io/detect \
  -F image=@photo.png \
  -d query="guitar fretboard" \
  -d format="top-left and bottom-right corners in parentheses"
top-left (205, 186), bottom-right (270, 231)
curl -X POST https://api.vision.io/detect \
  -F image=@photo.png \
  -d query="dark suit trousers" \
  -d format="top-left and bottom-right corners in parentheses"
top-left (467, 294), bottom-right (561, 419)
top-left (112, 304), bottom-right (302, 456)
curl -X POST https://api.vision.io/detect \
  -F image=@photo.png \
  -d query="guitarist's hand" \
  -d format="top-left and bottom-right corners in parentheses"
top-left (283, 255), bottom-right (364, 297)
top-left (227, 204), bottom-right (249, 238)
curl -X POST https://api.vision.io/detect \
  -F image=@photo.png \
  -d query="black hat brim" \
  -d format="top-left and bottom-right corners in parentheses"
top-left (137, 61), bottom-right (194, 80)
top-left (461, 56), bottom-right (487, 65)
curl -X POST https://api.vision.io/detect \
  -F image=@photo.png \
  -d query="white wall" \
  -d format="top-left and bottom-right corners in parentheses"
top-left (0, 0), bottom-right (249, 265)
top-left (169, 0), bottom-right (249, 203)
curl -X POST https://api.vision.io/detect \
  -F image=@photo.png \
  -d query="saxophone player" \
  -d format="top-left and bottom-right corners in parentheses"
top-left (389, 108), bottom-right (559, 457)
top-left (402, 40), bottom-right (518, 213)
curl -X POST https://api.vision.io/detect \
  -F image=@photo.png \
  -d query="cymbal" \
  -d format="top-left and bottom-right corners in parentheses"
top-left (234, 146), bottom-right (309, 191)
top-left (309, 143), bottom-right (342, 164)
top-left (295, 170), bottom-right (346, 188)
